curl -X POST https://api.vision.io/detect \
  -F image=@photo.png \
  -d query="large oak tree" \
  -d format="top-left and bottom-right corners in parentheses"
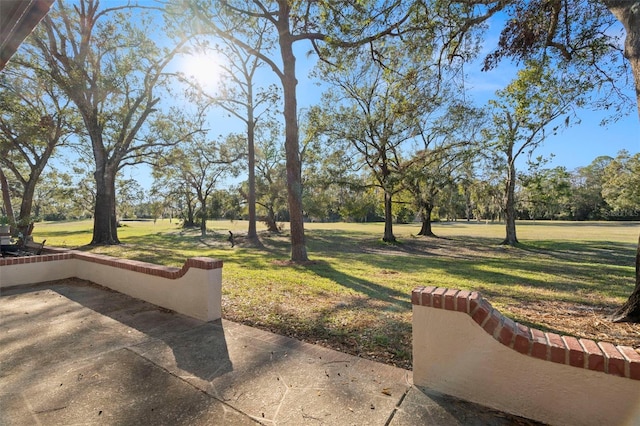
top-left (21, 0), bottom-right (191, 244)
top-left (155, 134), bottom-right (244, 237)
top-left (311, 44), bottom-right (432, 242)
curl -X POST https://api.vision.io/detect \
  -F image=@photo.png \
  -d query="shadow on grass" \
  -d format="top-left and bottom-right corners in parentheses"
top-left (72, 231), bottom-right (219, 266)
top-left (225, 257), bottom-right (414, 366)
top-left (305, 259), bottom-right (409, 308)
top-left (71, 226), bottom-right (636, 306)
top-left (518, 240), bottom-right (636, 267)
top-left (307, 231), bottom-right (636, 303)
top-left (35, 228), bottom-right (94, 238)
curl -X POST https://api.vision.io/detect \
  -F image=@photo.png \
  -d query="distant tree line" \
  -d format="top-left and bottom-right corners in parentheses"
top-left (14, 149), bottom-right (638, 228)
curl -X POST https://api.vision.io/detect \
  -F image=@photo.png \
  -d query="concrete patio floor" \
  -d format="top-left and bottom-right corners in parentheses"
top-left (1, 279), bottom-right (540, 425)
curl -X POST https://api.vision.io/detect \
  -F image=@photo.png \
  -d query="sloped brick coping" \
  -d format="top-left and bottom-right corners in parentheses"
top-left (0, 247), bottom-right (222, 277)
top-left (412, 286), bottom-right (640, 381)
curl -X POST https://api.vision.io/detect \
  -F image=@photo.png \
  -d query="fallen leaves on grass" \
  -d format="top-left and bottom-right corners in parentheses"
top-left (507, 300), bottom-right (640, 349)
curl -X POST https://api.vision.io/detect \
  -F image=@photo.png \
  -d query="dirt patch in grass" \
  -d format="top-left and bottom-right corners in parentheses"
top-left (507, 300), bottom-right (640, 347)
top-left (222, 291), bottom-right (413, 369)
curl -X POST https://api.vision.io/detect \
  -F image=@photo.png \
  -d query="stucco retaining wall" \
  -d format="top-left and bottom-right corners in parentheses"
top-left (412, 286), bottom-right (640, 426)
top-left (0, 248), bottom-right (222, 322)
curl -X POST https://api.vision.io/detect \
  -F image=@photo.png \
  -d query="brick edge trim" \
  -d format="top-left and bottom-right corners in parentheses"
top-left (412, 286), bottom-right (640, 381)
top-left (0, 247), bottom-right (223, 279)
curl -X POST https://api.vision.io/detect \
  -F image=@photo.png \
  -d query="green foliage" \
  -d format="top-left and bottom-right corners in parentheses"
top-left (32, 170), bottom-right (88, 221)
top-left (602, 150), bottom-right (640, 217)
top-left (520, 164), bottom-right (573, 220)
top-left (570, 156), bottom-right (612, 220)
top-left (154, 132), bottom-right (244, 235)
top-left (0, 56), bottom-right (76, 226)
top-left (489, 60), bottom-right (582, 149)
top-left (401, 102), bottom-right (485, 229)
top-left (116, 179), bottom-right (145, 219)
top-left (250, 136), bottom-right (288, 231)
top-left (482, 0), bottom-right (633, 120)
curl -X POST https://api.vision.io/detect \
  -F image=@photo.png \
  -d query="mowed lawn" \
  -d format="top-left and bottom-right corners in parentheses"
top-left (33, 219), bottom-right (640, 369)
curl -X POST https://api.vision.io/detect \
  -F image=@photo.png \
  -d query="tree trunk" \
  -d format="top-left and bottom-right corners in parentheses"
top-left (383, 190), bottom-right (396, 242)
top-left (0, 167), bottom-right (15, 231)
top-left (604, 0), bottom-right (640, 120)
top-left (278, 22), bottom-right (308, 262)
top-left (91, 168), bottom-right (119, 245)
top-left (265, 206), bottom-right (279, 233)
top-left (418, 204), bottom-right (436, 237)
top-left (17, 178), bottom-right (37, 237)
top-left (184, 211), bottom-right (195, 228)
top-left (200, 210), bottom-right (207, 237)
top-left (502, 160), bottom-right (518, 245)
top-left (198, 195), bottom-right (208, 237)
top-left (184, 196), bottom-right (196, 227)
top-left (247, 116), bottom-right (258, 242)
top-left (611, 234), bottom-right (640, 322)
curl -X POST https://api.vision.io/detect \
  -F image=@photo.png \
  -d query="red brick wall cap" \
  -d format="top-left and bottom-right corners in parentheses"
top-left (412, 286), bottom-right (640, 381)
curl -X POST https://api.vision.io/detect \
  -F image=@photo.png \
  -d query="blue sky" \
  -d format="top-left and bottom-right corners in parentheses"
top-left (463, 60), bottom-right (639, 171)
top-left (531, 107), bottom-right (638, 170)
top-left (471, 15), bottom-right (638, 171)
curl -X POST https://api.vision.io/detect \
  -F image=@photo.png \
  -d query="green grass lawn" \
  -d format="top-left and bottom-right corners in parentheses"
top-left (32, 219), bottom-right (640, 368)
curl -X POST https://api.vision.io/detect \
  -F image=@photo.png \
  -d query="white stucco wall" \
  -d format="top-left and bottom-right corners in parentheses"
top-left (74, 260), bottom-right (222, 321)
top-left (0, 252), bottom-right (222, 322)
top-left (413, 305), bottom-right (640, 426)
top-left (0, 257), bottom-right (76, 287)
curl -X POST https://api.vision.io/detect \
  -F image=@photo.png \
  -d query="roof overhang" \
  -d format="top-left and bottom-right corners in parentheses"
top-left (0, 0), bottom-right (55, 71)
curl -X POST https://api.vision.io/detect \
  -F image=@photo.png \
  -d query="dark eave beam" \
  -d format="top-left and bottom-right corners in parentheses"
top-left (0, 0), bottom-right (55, 71)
